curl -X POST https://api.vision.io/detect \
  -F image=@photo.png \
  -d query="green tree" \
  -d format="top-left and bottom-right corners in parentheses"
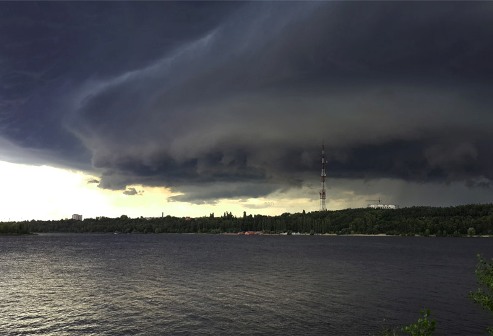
top-left (470, 255), bottom-right (493, 335)
top-left (402, 309), bottom-right (436, 336)
top-left (378, 309), bottom-right (435, 336)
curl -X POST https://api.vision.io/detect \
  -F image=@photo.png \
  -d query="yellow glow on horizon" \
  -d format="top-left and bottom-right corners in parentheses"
top-left (0, 161), bottom-right (121, 221)
top-left (0, 161), bottom-right (196, 221)
top-left (2, 159), bottom-right (488, 222)
top-left (0, 160), bottom-right (318, 221)
top-left (0, 160), bottom-right (359, 222)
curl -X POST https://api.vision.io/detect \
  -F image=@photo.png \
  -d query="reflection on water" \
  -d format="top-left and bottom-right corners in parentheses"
top-left (0, 234), bottom-right (492, 335)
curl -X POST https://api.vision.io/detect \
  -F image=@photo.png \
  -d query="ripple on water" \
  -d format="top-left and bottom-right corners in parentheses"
top-left (0, 234), bottom-right (492, 335)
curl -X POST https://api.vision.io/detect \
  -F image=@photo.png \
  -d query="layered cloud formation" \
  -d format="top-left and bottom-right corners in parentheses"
top-left (1, 2), bottom-right (493, 205)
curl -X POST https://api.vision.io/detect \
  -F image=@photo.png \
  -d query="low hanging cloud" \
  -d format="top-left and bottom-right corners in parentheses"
top-left (1, 2), bottom-right (493, 204)
top-left (123, 187), bottom-right (143, 196)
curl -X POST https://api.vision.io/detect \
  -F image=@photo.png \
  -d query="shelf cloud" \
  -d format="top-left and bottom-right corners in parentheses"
top-left (1, 2), bottom-right (493, 205)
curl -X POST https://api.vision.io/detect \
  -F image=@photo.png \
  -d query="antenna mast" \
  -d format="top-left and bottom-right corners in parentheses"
top-left (320, 144), bottom-right (327, 211)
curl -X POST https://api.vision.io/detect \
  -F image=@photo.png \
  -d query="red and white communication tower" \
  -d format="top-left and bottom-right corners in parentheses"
top-left (320, 145), bottom-right (327, 211)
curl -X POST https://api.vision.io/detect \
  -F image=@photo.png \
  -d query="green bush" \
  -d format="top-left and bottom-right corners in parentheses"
top-left (402, 309), bottom-right (436, 336)
top-left (378, 309), bottom-right (435, 336)
top-left (470, 255), bottom-right (493, 335)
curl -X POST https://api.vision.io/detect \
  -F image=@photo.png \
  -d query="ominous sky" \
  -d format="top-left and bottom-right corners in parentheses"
top-left (1, 2), bottom-right (493, 218)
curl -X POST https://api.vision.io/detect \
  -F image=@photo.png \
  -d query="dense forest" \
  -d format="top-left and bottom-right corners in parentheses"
top-left (1, 203), bottom-right (493, 236)
top-left (0, 221), bottom-right (30, 235)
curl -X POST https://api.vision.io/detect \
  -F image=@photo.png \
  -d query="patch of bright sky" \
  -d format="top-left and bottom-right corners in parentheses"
top-left (2, 160), bottom-right (406, 222)
top-left (0, 161), bottom-right (173, 221)
top-left (0, 160), bottom-right (324, 221)
top-left (3, 158), bottom-right (448, 222)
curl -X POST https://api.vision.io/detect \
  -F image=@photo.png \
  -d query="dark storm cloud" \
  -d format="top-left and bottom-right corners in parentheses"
top-left (169, 182), bottom-right (277, 204)
top-left (1, 2), bottom-right (493, 203)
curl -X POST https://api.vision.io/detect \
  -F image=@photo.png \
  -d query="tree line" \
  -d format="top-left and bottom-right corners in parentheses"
top-left (1, 203), bottom-right (493, 236)
top-left (0, 221), bottom-right (30, 235)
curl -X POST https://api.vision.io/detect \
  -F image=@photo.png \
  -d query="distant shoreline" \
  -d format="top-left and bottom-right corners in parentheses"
top-left (227, 232), bottom-right (492, 238)
top-left (24, 232), bottom-right (491, 238)
top-left (3, 203), bottom-right (493, 237)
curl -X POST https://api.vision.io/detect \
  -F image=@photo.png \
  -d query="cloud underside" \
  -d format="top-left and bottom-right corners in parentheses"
top-left (123, 187), bottom-right (142, 196)
top-left (1, 2), bottom-right (493, 204)
top-left (81, 83), bottom-right (493, 203)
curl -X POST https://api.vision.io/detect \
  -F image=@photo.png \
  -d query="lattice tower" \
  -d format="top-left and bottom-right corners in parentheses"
top-left (320, 145), bottom-right (327, 211)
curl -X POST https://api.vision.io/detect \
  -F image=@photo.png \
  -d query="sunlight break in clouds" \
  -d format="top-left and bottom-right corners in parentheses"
top-left (0, 161), bottom-right (319, 221)
top-left (0, 161), bottom-right (177, 221)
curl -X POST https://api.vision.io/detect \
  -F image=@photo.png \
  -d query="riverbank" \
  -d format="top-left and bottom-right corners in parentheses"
top-left (4, 203), bottom-right (493, 237)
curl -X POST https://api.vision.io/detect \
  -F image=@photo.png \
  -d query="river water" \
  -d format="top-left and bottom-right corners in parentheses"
top-left (0, 234), bottom-right (492, 335)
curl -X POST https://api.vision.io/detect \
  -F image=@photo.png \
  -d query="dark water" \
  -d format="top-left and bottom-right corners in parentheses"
top-left (1, 234), bottom-right (492, 335)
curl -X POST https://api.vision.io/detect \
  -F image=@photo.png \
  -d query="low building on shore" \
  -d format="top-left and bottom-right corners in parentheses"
top-left (71, 214), bottom-right (83, 221)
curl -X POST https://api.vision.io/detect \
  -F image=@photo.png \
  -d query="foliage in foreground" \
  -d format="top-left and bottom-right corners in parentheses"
top-left (380, 309), bottom-right (436, 336)
top-left (382, 254), bottom-right (493, 336)
top-left (470, 255), bottom-right (493, 336)
top-left (401, 310), bottom-right (436, 336)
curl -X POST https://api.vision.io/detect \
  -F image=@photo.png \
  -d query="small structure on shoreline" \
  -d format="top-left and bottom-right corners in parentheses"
top-left (367, 199), bottom-right (398, 209)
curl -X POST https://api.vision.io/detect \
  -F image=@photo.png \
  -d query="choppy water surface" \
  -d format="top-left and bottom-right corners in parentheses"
top-left (1, 234), bottom-right (492, 335)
